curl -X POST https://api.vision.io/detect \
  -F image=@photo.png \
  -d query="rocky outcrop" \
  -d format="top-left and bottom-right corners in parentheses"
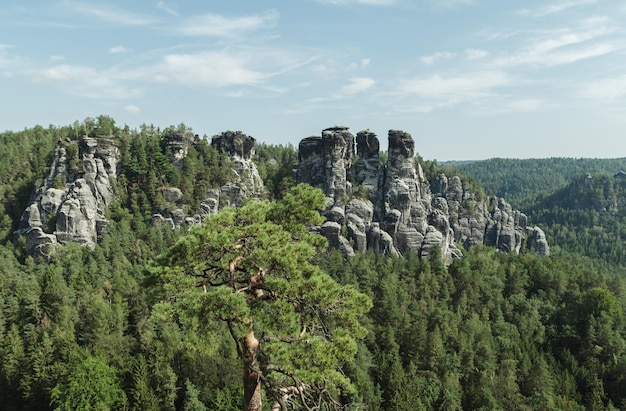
top-left (297, 127), bottom-right (549, 261)
top-left (153, 131), bottom-right (265, 227)
top-left (17, 124), bottom-right (548, 262)
top-left (210, 131), bottom-right (264, 207)
top-left (163, 130), bottom-right (197, 169)
top-left (16, 137), bottom-right (120, 258)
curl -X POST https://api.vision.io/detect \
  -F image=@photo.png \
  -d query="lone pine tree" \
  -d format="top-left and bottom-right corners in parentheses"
top-left (153, 184), bottom-right (372, 410)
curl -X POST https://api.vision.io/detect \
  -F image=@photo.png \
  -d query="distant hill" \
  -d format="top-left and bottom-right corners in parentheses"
top-left (443, 157), bottom-right (626, 208)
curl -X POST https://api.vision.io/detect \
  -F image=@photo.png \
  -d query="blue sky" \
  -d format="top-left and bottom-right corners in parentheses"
top-left (2, 0), bottom-right (626, 160)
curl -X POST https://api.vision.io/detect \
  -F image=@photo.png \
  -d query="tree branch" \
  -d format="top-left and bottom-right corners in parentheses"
top-left (227, 320), bottom-right (243, 359)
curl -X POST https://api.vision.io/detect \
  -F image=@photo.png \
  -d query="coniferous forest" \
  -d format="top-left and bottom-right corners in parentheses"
top-left (2, 117), bottom-right (626, 410)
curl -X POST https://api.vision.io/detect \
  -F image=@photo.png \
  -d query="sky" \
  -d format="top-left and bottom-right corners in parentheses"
top-left (2, 0), bottom-right (626, 160)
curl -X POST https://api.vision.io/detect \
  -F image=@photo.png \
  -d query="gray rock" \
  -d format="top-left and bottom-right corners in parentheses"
top-left (295, 126), bottom-right (549, 262)
top-left (212, 131), bottom-right (264, 203)
top-left (319, 221), bottom-right (355, 257)
top-left (527, 226), bottom-right (550, 256)
top-left (163, 131), bottom-right (197, 169)
top-left (17, 137), bottom-right (119, 257)
top-left (163, 187), bottom-right (184, 203)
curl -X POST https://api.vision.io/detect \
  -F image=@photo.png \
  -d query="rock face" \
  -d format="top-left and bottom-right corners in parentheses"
top-left (211, 131), bottom-right (264, 207)
top-left (153, 130), bottom-right (265, 228)
top-left (17, 124), bottom-right (548, 262)
top-left (163, 130), bottom-right (197, 169)
top-left (17, 137), bottom-right (120, 258)
top-left (297, 127), bottom-right (549, 261)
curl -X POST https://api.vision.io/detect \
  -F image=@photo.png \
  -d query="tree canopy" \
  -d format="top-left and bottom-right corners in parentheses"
top-left (153, 184), bottom-right (372, 410)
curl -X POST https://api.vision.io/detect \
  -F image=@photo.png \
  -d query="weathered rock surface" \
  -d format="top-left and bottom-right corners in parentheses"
top-left (163, 130), bottom-right (197, 169)
top-left (17, 124), bottom-right (549, 262)
top-left (153, 131), bottom-right (265, 227)
top-left (297, 127), bottom-right (550, 261)
top-left (16, 137), bottom-right (120, 258)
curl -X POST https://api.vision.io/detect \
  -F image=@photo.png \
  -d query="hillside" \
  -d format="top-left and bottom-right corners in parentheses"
top-left (444, 157), bottom-right (626, 209)
top-left (526, 172), bottom-right (626, 267)
top-left (0, 117), bottom-right (625, 410)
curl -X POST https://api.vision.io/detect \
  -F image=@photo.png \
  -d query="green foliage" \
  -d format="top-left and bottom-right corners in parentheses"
top-left (50, 354), bottom-right (127, 411)
top-left (253, 142), bottom-right (297, 199)
top-left (446, 157), bottom-right (626, 209)
top-left (3, 118), bottom-right (626, 410)
top-left (154, 185), bottom-right (371, 408)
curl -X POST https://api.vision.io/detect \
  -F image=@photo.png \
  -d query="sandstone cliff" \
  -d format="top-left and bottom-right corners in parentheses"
top-left (16, 125), bottom-right (548, 262)
top-left (297, 127), bottom-right (549, 261)
top-left (16, 137), bottom-right (119, 258)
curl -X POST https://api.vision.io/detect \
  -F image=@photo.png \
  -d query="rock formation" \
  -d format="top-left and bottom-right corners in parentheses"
top-left (297, 127), bottom-right (549, 261)
top-left (153, 130), bottom-right (264, 228)
top-left (210, 131), bottom-right (264, 207)
top-left (16, 137), bottom-right (120, 258)
top-left (17, 124), bottom-right (548, 263)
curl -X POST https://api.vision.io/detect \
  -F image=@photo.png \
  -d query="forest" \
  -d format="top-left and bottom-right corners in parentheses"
top-left (1, 117), bottom-right (626, 410)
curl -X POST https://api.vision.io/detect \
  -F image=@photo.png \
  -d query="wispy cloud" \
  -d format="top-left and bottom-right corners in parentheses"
top-left (33, 44), bottom-right (318, 99)
top-left (316, 0), bottom-right (397, 6)
top-left (465, 48), bottom-right (489, 60)
top-left (421, 51), bottom-right (456, 65)
top-left (579, 75), bottom-right (626, 100)
top-left (108, 46), bottom-right (130, 54)
top-left (430, 0), bottom-right (474, 11)
top-left (388, 70), bottom-right (510, 112)
top-left (517, 0), bottom-right (598, 18)
top-left (306, 77), bottom-right (376, 107)
top-left (63, 2), bottom-right (158, 26)
top-left (398, 71), bottom-right (509, 98)
top-left (477, 98), bottom-right (550, 115)
top-left (156, 51), bottom-right (266, 87)
top-left (34, 64), bottom-right (142, 99)
top-left (156, 1), bottom-right (178, 16)
top-left (348, 58), bottom-right (371, 70)
top-left (0, 44), bottom-right (22, 71)
top-left (341, 77), bottom-right (375, 94)
top-left (178, 11), bottom-right (279, 37)
top-left (124, 105), bottom-right (141, 113)
top-left (495, 23), bottom-right (616, 67)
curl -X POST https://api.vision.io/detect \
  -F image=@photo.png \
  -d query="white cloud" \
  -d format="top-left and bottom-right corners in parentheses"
top-left (478, 98), bottom-right (549, 115)
top-left (50, 55), bottom-right (65, 61)
top-left (156, 1), bottom-right (178, 16)
top-left (579, 75), bottom-right (626, 100)
top-left (421, 51), bottom-right (456, 65)
top-left (517, 0), bottom-right (598, 17)
top-left (178, 11), bottom-right (279, 37)
top-left (316, 0), bottom-right (397, 6)
top-left (399, 71), bottom-right (509, 98)
top-left (388, 70), bottom-right (510, 112)
top-left (108, 46), bottom-right (130, 54)
top-left (465, 48), bottom-right (488, 60)
top-left (430, 0), bottom-right (474, 10)
top-left (495, 25), bottom-right (616, 67)
top-left (34, 64), bottom-right (141, 99)
top-left (124, 105), bottom-right (141, 113)
top-left (64, 2), bottom-right (158, 26)
top-left (157, 52), bottom-right (265, 86)
top-left (341, 77), bottom-right (375, 94)
top-left (0, 44), bottom-right (20, 69)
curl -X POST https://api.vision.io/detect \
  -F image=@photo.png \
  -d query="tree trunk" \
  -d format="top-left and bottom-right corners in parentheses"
top-left (243, 331), bottom-right (262, 411)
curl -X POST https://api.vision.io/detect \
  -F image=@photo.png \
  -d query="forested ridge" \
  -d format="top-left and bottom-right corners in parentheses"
top-left (1, 118), bottom-right (626, 410)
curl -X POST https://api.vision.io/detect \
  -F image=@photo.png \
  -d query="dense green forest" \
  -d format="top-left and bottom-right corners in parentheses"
top-left (446, 157), bottom-right (626, 268)
top-left (1, 118), bottom-right (626, 410)
top-left (444, 157), bottom-right (626, 209)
